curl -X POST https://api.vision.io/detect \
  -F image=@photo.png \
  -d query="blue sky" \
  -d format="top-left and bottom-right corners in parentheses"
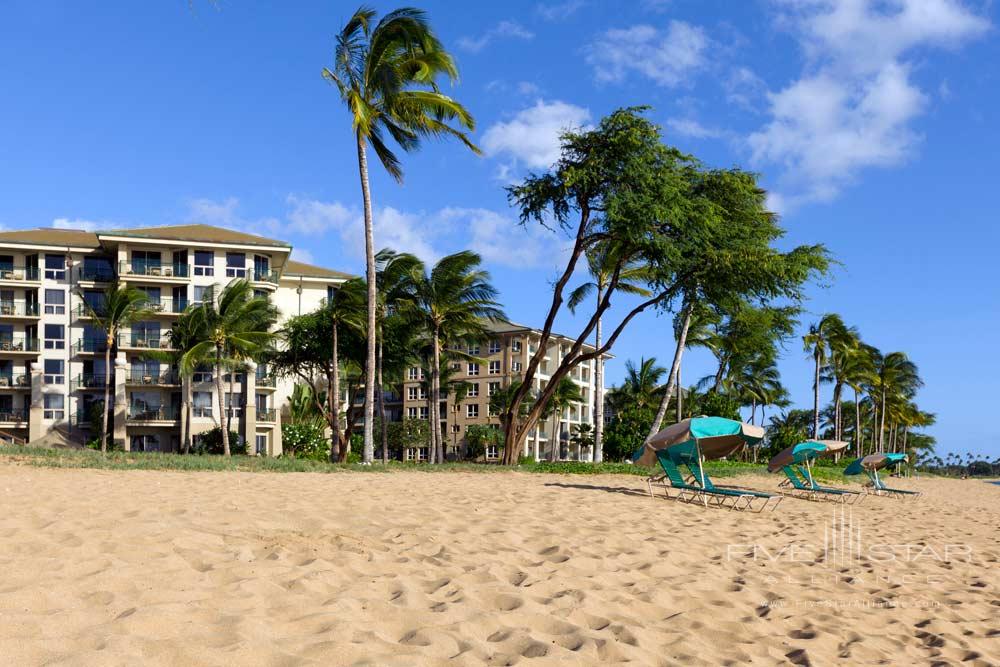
top-left (2, 1), bottom-right (997, 458)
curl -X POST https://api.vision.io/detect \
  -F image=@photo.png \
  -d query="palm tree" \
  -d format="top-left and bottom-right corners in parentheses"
top-left (374, 249), bottom-right (420, 463)
top-left (540, 376), bottom-right (583, 461)
top-left (842, 342), bottom-right (877, 457)
top-left (184, 279), bottom-right (277, 456)
top-left (78, 280), bottom-right (151, 454)
top-left (820, 323), bottom-right (860, 441)
top-left (161, 310), bottom-right (207, 454)
top-left (402, 251), bottom-right (504, 464)
top-left (872, 351), bottom-right (921, 452)
top-left (324, 7), bottom-right (479, 463)
top-left (607, 357), bottom-right (666, 413)
top-left (802, 314), bottom-right (848, 439)
top-left (567, 244), bottom-right (650, 462)
top-left (324, 278), bottom-right (365, 462)
top-left (673, 303), bottom-right (719, 422)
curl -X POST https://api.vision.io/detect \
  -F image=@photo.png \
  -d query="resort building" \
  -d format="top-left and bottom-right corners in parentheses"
top-left (0, 224), bottom-right (349, 454)
top-left (400, 321), bottom-right (602, 462)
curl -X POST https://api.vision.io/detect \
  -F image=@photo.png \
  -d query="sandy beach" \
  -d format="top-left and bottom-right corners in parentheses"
top-left (0, 465), bottom-right (996, 666)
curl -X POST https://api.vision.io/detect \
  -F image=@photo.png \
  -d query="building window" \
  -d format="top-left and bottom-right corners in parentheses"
top-left (407, 407), bottom-right (418, 419)
top-left (44, 324), bottom-right (65, 350)
top-left (467, 382), bottom-right (479, 398)
top-left (488, 361), bottom-right (501, 375)
top-left (225, 253), bottom-right (246, 277)
top-left (193, 285), bottom-right (210, 303)
top-left (488, 340), bottom-right (501, 354)
top-left (466, 404), bottom-right (479, 418)
top-left (131, 434), bottom-right (160, 452)
top-left (194, 251), bottom-right (214, 276)
top-left (467, 363), bottom-right (479, 376)
top-left (512, 339), bottom-right (522, 352)
top-left (512, 362), bottom-right (522, 372)
top-left (486, 444), bottom-right (500, 460)
top-left (408, 367), bottom-right (422, 380)
top-left (255, 434), bottom-right (267, 455)
top-left (407, 386), bottom-right (418, 401)
top-left (193, 369), bottom-right (212, 384)
top-left (43, 359), bottom-right (64, 385)
top-left (488, 381), bottom-right (501, 397)
top-left (225, 393), bottom-right (243, 417)
top-left (43, 394), bottom-right (64, 419)
top-left (192, 392), bottom-right (212, 417)
top-left (468, 344), bottom-right (480, 355)
top-left (44, 254), bottom-right (66, 280)
top-left (44, 289), bottom-right (65, 315)
top-left (419, 406), bottom-right (429, 420)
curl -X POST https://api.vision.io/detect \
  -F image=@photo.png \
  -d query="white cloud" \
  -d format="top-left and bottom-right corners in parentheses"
top-left (186, 197), bottom-right (281, 233)
top-left (290, 248), bottom-right (315, 265)
top-left (666, 117), bottom-right (724, 139)
top-left (586, 21), bottom-right (707, 87)
top-left (458, 21), bottom-right (534, 53)
top-left (482, 100), bottom-right (592, 170)
top-left (484, 80), bottom-right (542, 97)
top-left (51, 217), bottom-right (120, 232)
top-left (724, 66), bottom-right (768, 112)
top-left (536, 0), bottom-right (586, 21)
top-left (749, 0), bottom-right (989, 208)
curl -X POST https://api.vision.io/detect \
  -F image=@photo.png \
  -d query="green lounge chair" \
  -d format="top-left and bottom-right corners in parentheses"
top-left (647, 449), bottom-right (782, 513)
top-left (844, 453), bottom-right (920, 499)
top-left (778, 464), bottom-right (862, 504)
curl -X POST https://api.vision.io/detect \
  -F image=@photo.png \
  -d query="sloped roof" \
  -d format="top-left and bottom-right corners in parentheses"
top-left (282, 259), bottom-right (354, 280)
top-left (99, 224), bottom-right (290, 248)
top-left (0, 228), bottom-right (101, 248)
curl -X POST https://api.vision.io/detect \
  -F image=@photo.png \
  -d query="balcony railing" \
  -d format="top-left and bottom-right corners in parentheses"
top-left (192, 406), bottom-right (213, 418)
top-left (0, 336), bottom-right (39, 352)
top-left (126, 370), bottom-right (179, 385)
top-left (76, 303), bottom-right (107, 318)
top-left (255, 374), bottom-right (276, 388)
top-left (0, 302), bottom-right (39, 318)
top-left (0, 267), bottom-right (40, 282)
top-left (78, 266), bottom-right (115, 282)
top-left (127, 406), bottom-right (180, 421)
top-left (75, 338), bottom-right (109, 353)
top-left (252, 269), bottom-right (279, 284)
top-left (0, 374), bottom-right (29, 388)
top-left (257, 408), bottom-right (276, 422)
top-left (73, 374), bottom-right (108, 390)
top-left (119, 261), bottom-right (191, 279)
top-left (0, 409), bottom-right (28, 423)
top-left (118, 334), bottom-right (174, 350)
top-left (144, 297), bottom-right (189, 315)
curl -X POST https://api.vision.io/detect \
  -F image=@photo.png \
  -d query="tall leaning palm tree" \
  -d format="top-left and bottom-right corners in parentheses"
top-left (568, 244), bottom-right (650, 462)
top-left (802, 313), bottom-right (848, 439)
top-left (185, 279), bottom-right (277, 457)
top-left (154, 310), bottom-right (207, 454)
top-left (78, 280), bottom-right (151, 454)
top-left (402, 251), bottom-right (504, 464)
top-left (872, 351), bottom-right (921, 453)
top-left (541, 376), bottom-right (583, 461)
top-left (324, 6), bottom-right (480, 463)
top-left (820, 324), bottom-right (860, 441)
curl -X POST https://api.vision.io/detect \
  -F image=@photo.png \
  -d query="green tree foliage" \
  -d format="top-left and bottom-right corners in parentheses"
top-left (603, 405), bottom-right (656, 462)
top-left (465, 424), bottom-right (502, 460)
top-left (193, 428), bottom-right (244, 456)
top-left (281, 422), bottom-right (328, 460)
top-left (385, 418), bottom-right (431, 459)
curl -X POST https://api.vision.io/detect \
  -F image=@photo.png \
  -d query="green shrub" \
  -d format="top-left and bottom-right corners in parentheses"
top-left (193, 428), bottom-right (244, 455)
top-left (282, 422), bottom-right (328, 461)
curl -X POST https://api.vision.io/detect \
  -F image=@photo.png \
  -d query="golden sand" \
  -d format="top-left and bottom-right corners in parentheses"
top-left (0, 465), bottom-right (996, 665)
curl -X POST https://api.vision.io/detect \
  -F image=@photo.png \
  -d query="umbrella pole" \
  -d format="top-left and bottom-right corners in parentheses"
top-left (805, 459), bottom-right (815, 489)
top-left (698, 444), bottom-right (707, 507)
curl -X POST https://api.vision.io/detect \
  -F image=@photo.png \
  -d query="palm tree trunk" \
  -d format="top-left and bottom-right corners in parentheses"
top-left (225, 368), bottom-right (233, 440)
top-left (854, 388), bottom-right (861, 458)
top-left (649, 301), bottom-right (693, 437)
top-left (101, 339), bottom-right (112, 454)
top-left (430, 328), bottom-right (442, 465)
top-left (330, 321), bottom-right (341, 463)
top-left (833, 383), bottom-right (842, 441)
top-left (215, 344), bottom-right (230, 456)
top-left (592, 287), bottom-right (604, 463)
top-left (812, 350), bottom-right (821, 439)
top-left (750, 398), bottom-right (757, 425)
top-left (879, 389), bottom-right (886, 453)
top-left (356, 135), bottom-right (376, 465)
top-left (180, 375), bottom-right (189, 454)
top-left (676, 365), bottom-right (683, 421)
top-left (378, 335), bottom-right (388, 464)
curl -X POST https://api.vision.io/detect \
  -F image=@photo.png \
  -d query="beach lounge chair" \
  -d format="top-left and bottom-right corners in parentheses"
top-left (843, 453), bottom-right (920, 499)
top-left (777, 464), bottom-right (862, 504)
top-left (647, 448), bottom-right (782, 513)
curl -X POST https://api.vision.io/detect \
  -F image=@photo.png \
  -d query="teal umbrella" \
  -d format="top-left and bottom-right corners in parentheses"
top-left (844, 452), bottom-right (907, 476)
top-left (766, 440), bottom-right (828, 473)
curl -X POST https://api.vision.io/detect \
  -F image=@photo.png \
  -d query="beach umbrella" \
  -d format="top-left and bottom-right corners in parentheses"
top-left (634, 416), bottom-right (765, 471)
top-left (843, 452), bottom-right (907, 476)
top-left (766, 440), bottom-right (828, 473)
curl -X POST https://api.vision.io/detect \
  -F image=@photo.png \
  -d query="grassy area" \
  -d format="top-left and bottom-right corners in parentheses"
top-left (0, 445), bottom-right (850, 482)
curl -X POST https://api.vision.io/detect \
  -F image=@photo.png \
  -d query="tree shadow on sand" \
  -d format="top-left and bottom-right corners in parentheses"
top-left (543, 482), bottom-right (650, 499)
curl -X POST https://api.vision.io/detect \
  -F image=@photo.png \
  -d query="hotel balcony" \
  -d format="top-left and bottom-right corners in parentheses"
top-left (117, 334), bottom-right (176, 352)
top-left (250, 269), bottom-right (280, 290)
top-left (72, 374), bottom-right (108, 391)
top-left (257, 408), bottom-right (277, 423)
top-left (0, 267), bottom-right (40, 285)
top-left (0, 335), bottom-right (39, 356)
top-left (119, 261), bottom-right (191, 283)
top-left (126, 405), bottom-right (180, 425)
top-left (0, 302), bottom-right (40, 320)
top-left (74, 338), bottom-right (110, 356)
top-left (144, 297), bottom-right (189, 317)
top-left (0, 374), bottom-right (30, 390)
top-left (0, 409), bottom-right (28, 426)
top-left (77, 265), bottom-right (116, 283)
top-left (255, 374), bottom-right (276, 391)
top-left (125, 369), bottom-right (180, 387)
